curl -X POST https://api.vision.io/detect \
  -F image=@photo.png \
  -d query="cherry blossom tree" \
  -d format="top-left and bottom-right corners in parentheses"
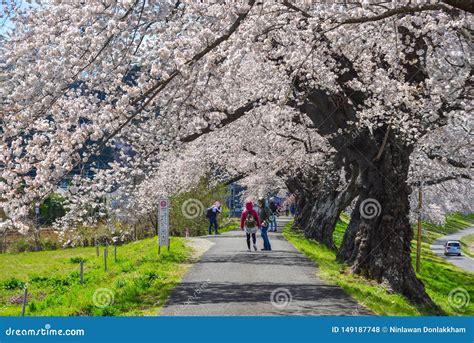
top-left (1, 0), bottom-right (472, 306)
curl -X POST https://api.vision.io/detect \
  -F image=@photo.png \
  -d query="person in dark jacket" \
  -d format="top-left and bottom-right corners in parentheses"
top-left (207, 201), bottom-right (222, 235)
top-left (240, 201), bottom-right (260, 252)
top-left (258, 198), bottom-right (272, 251)
top-left (269, 199), bottom-right (278, 232)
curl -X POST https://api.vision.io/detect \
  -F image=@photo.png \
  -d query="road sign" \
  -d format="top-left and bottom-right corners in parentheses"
top-left (158, 198), bottom-right (169, 247)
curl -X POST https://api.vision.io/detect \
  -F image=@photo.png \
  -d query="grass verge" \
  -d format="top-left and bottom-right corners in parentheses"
top-left (0, 236), bottom-right (191, 316)
top-left (284, 213), bottom-right (474, 316)
top-left (218, 218), bottom-right (240, 234)
top-left (460, 233), bottom-right (474, 258)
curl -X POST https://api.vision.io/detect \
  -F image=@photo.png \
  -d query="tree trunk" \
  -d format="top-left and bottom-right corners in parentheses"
top-left (285, 172), bottom-right (319, 232)
top-left (336, 198), bottom-right (362, 264)
top-left (344, 132), bottom-right (436, 308)
top-left (296, 85), bottom-right (436, 306)
top-left (304, 165), bottom-right (358, 249)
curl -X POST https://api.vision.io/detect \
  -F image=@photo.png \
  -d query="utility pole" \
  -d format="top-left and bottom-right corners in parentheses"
top-left (416, 187), bottom-right (422, 273)
top-left (34, 203), bottom-right (40, 251)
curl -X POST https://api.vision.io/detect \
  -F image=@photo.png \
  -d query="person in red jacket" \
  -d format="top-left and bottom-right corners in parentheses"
top-left (240, 201), bottom-right (261, 252)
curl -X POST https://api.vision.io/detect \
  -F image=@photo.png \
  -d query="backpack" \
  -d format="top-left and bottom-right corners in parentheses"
top-left (245, 211), bottom-right (256, 228)
top-left (206, 207), bottom-right (213, 219)
top-left (264, 206), bottom-right (273, 221)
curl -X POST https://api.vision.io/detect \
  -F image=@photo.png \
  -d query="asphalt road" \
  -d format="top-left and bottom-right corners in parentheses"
top-left (160, 217), bottom-right (370, 316)
top-left (430, 226), bottom-right (474, 273)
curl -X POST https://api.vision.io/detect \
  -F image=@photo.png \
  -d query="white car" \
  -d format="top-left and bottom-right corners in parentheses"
top-left (444, 241), bottom-right (461, 256)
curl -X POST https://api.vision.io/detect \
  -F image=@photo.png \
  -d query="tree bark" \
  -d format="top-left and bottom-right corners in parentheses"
top-left (341, 130), bottom-right (437, 308)
top-left (337, 198), bottom-right (362, 264)
top-left (285, 158), bottom-right (359, 249)
top-left (304, 163), bottom-right (359, 249)
top-left (297, 91), bottom-right (436, 306)
top-left (285, 172), bottom-right (318, 232)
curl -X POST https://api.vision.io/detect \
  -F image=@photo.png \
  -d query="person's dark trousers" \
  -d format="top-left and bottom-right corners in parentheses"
top-left (246, 232), bottom-right (256, 249)
top-left (260, 225), bottom-right (271, 250)
top-left (208, 217), bottom-right (218, 234)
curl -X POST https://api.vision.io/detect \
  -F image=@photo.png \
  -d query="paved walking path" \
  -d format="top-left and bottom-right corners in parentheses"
top-left (160, 217), bottom-right (371, 316)
top-left (430, 226), bottom-right (474, 273)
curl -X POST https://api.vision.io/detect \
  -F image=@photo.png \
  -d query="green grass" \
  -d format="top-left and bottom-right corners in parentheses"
top-left (460, 233), bottom-right (474, 258)
top-left (218, 218), bottom-right (240, 234)
top-left (284, 213), bottom-right (474, 316)
top-left (0, 236), bottom-right (191, 316)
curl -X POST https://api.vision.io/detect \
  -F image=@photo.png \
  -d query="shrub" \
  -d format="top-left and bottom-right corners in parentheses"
top-left (29, 275), bottom-right (49, 284)
top-left (28, 301), bottom-right (38, 312)
top-left (39, 239), bottom-right (58, 251)
top-left (133, 276), bottom-right (151, 289)
top-left (39, 193), bottom-right (66, 226)
top-left (12, 239), bottom-right (33, 253)
top-left (115, 279), bottom-right (127, 288)
top-left (69, 256), bottom-right (86, 264)
top-left (144, 271), bottom-right (159, 281)
top-left (2, 277), bottom-right (26, 290)
top-left (120, 263), bottom-right (135, 273)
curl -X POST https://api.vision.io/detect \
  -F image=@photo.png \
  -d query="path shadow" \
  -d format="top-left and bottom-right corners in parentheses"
top-left (200, 250), bottom-right (316, 267)
top-left (164, 282), bottom-right (371, 316)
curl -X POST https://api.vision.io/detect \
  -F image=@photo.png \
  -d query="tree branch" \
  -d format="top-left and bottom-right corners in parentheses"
top-left (337, 4), bottom-right (456, 27)
top-left (412, 174), bottom-right (472, 187)
top-left (179, 98), bottom-right (261, 143)
top-left (442, 0), bottom-right (474, 13)
top-left (424, 150), bottom-right (471, 169)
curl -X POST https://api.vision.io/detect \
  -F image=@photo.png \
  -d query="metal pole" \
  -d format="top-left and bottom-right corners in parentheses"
top-left (168, 238), bottom-right (170, 252)
top-left (231, 184), bottom-right (235, 217)
top-left (104, 248), bottom-right (107, 271)
top-left (21, 287), bottom-right (28, 316)
top-left (158, 244), bottom-right (161, 255)
top-left (35, 203), bottom-right (40, 251)
top-left (80, 260), bottom-right (84, 284)
top-left (114, 244), bottom-right (117, 262)
top-left (416, 187), bottom-right (422, 273)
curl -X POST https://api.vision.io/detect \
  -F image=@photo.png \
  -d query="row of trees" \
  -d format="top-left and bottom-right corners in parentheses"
top-left (1, 0), bottom-right (472, 307)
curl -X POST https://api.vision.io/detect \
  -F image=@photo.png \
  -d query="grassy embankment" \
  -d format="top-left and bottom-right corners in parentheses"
top-left (284, 213), bottom-right (474, 316)
top-left (0, 217), bottom-right (239, 316)
top-left (0, 236), bottom-right (191, 316)
top-left (460, 233), bottom-right (474, 258)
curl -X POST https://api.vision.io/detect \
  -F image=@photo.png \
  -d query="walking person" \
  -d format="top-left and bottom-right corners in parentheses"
top-left (207, 201), bottom-right (222, 235)
top-left (258, 198), bottom-right (272, 251)
top-left (269, 199), bottom-right (278, 232)
top-left (240, 201), bottom-right (260, 252)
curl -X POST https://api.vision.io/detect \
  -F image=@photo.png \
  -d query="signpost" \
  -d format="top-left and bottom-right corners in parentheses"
top-left (158, 198), bottom-right (170, 254)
